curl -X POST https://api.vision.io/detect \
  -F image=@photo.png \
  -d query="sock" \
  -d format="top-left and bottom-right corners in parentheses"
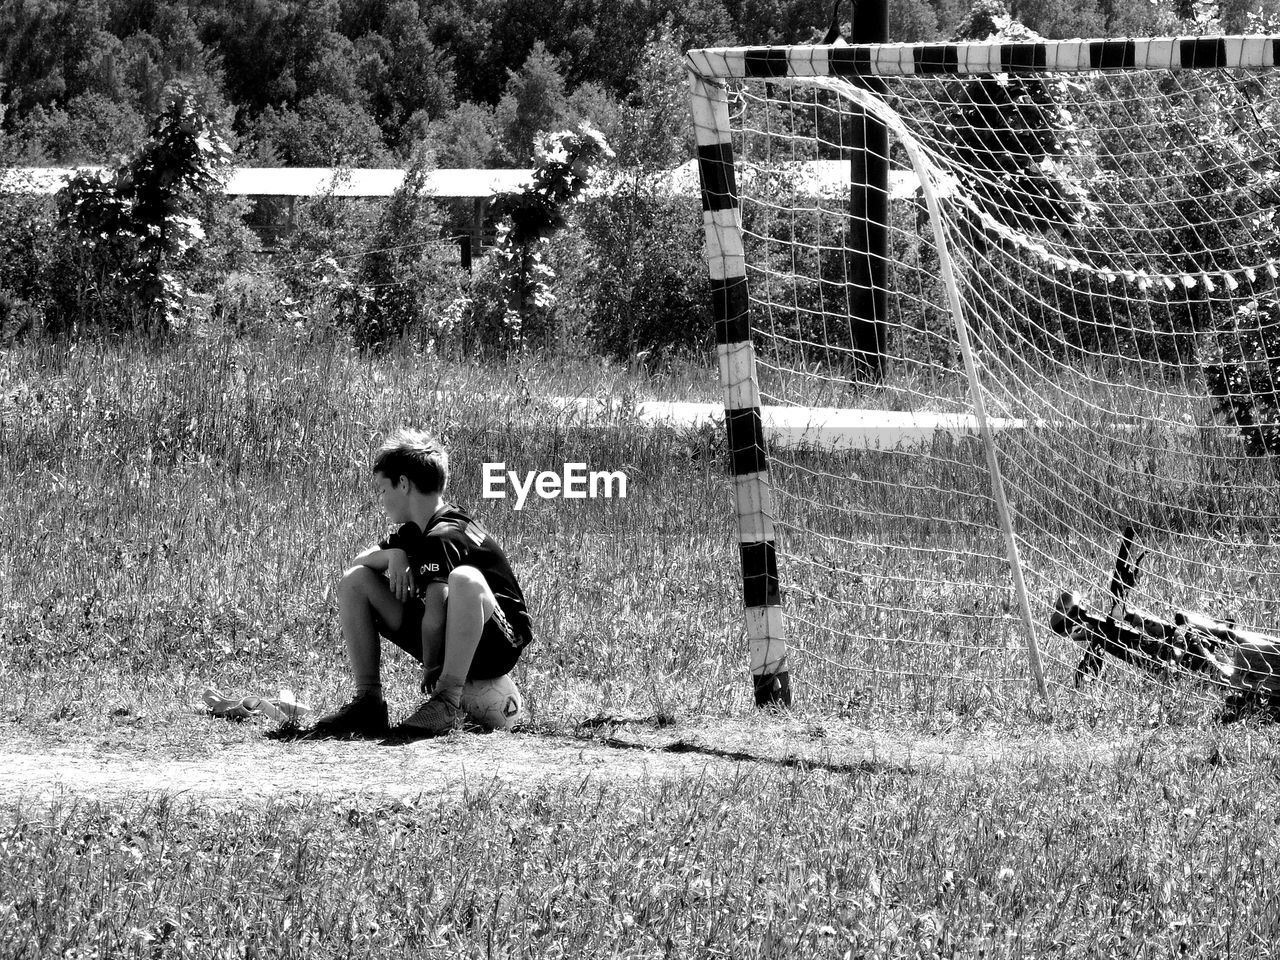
top-left (434, 673), bottom-right (464, 706)
top-left (355, 681), bottom-right (383, 701)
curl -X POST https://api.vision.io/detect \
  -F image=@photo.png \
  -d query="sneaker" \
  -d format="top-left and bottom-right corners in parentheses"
top-left (303, 693), bottom-right (389, 740)
top-left (392, 690), bottom-right (462, 739)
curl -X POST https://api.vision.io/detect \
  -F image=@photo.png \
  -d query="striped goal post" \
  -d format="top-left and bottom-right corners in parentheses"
top-left (688, 37), bottom-right (1280, 715)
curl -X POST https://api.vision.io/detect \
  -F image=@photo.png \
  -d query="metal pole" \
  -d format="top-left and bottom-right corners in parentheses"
top-left (901, 139), bottom-right (1050, 703)
top-left (847, 0), bottom-right (890, 379)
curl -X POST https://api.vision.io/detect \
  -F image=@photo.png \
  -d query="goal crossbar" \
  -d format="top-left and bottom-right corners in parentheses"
top-left (687, 36), bottom-right (1280, 79)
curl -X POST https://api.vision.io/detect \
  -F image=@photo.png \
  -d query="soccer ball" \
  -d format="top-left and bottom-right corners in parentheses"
top-left (461, 674), bottom-right (523, 731)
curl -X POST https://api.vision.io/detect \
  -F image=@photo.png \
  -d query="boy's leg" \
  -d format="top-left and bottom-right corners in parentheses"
top-left (434, 566), bottom-right (497, 702)
top-left (336, 564), bottom-right (406, 699)
top-left (419, 582), bottom-right (448, 690)
top-left (395, 566), bottom-right (496, 736)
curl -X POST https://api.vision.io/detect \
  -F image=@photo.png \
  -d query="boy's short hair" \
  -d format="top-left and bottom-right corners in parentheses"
top-left (373, 428), bottom-right (449, 495)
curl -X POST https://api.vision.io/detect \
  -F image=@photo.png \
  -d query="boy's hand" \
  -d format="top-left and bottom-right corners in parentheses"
top-left (386, 548), bottom-right (413, 601)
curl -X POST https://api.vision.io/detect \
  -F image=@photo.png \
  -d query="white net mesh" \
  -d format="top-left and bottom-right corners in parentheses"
top-left (693, 43), bottom-right (1280, 718)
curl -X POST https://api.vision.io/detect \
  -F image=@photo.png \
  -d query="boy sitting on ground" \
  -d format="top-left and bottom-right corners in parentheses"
top-left (307, 428), bottom-right (533, 739)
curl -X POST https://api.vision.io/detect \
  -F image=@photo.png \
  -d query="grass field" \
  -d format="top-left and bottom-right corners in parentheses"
top-left (4, 329), bottom-right (1280, 956)
top-left (4, 728), bottom-right (1280, 957)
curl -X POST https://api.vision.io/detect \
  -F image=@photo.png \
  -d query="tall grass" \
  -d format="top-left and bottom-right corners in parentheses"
top-left (0, 333), bottom-right (738, 725)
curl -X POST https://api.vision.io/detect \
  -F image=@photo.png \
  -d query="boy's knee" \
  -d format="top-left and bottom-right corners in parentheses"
top-left (447, 566), bottom-right (495, 615)
top-left (447, 565), bottom-right (487, 594)
top-left (338, 565), bottom-right (378, 598)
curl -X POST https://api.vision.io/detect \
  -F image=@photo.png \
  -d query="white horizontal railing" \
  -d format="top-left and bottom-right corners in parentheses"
top-left (0, 167), bottom-right (534, 198)
top-left (0, 162), bottom-right (922, 200)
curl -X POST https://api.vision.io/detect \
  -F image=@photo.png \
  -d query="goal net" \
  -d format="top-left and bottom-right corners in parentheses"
top-left (687, 37), bottom-right (1280, 719)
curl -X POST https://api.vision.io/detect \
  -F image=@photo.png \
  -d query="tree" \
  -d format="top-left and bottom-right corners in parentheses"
top-left (427, 101), bottom-right (499, 168)
top-left (10, 91), bottom-right (144, 164)
top-left (550, 23), bottom-right (705, 363)
top-left (723, 0), bottom-right (831, 43)
top-left (494, 41), bottom-right (569, 164)
top-left (346, 146), bottom-right (460, 346)
top-left (297, 29), bottom-right (362, 105)
top-left (452, 124), bottom-right (614, 351)
top-left (379, 1), bottom-right (456, 127)
top-left (248, 93), bottom-right (391, 166)
top-left (202, 0), bottom-right (296, 112)
top-left (1010, 0), bottom-right (1105, 38)
top-left (890, 0), bottom-right (944, 42)
top-left (939, 0), bottom-right (1091, 236)
top-left (52, 83), bottom-right (233, 333)
top-left (611, 23), bottom-right (690, 169)
top-left (420, 0), bottom-right (498, 105)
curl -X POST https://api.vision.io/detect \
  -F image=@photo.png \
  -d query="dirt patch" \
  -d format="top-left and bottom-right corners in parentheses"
top-left (0, 715), bottom-right (1133, 806)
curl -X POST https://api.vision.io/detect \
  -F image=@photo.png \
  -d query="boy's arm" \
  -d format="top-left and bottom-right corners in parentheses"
top-left (352, 545), bottom-right (404, 571)
top-left (352, 546), bottom-right (414, 600)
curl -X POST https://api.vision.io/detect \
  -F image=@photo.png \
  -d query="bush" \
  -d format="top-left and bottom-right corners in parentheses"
top-left (559, 184), bottom-right (710, 363)
top-left (48, 84), bottom-right (234, 335)
top-left (345, 148), bottom-right (462, 347)
top-left (246, 95), bottom-right (392, 166)
top-left (0, 190), bottom-right (58, 340)
top-left (447, 124), bottom-right (614, 354)
top-left (8, 93), bottom-right (145, 165)
top-left (210, 270), bottom-right (294, 335)
top-left (265, 184), bottom-right (381, 334)
top-left (1203, 298), bottom-right (1280, 456)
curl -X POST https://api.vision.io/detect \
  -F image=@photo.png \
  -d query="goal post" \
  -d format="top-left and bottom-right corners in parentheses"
top-left (688, 36), bottom-right (1280, 716)
top-left (691, 72), bottom-right (792, 707)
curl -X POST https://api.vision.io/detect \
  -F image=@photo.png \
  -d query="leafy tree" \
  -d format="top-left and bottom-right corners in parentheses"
top-left (378, 1), bottom-right (456, 127)
top-left (565, 82), bottom-right (623, 155)
top-left (461, 0), bottom-right (564, 106)
top-left (927, 0), bottom-right (972, 36)
top-left (345, 147), bottom-right (461, 346)
top-left (297, 29), bottom-right (362, 105)
top-left (611, 23), bottom-right (691, 169)
top-left (51, 83), bottom-right (233, 333)
top-left (1, 1), bottom-right (75, 117)
top-left (248, 93), bottom-right (391, 165)
top-left (427, 101), bottom-right (499, 168)
top-left (723, 0), bottom-right (831, 43)
top-left (548, 23), bottom-right (706, 363)
top-left (889, 0), bottom-right (944, 42)
top-left (935, 0), bottom-right (1090, 235)
top-left (9, 92), bottom-right (144, 163)
top-left (151, 5), bottom-right (210, 77)
top-left (420, 0), bottom-right (498, 105)
top-left (450, 124), bottom-right (614, 351)
top-left (1100, 0), bottom-right (1176, 33)
top-left (1010, 0), bottom-right (1105, 38)
top-left (202, 0), bottom-right (297, 111)
top-left (495, 41), bottom-right (569, 164)
top-left (353, 16), bottom-right (456, 151)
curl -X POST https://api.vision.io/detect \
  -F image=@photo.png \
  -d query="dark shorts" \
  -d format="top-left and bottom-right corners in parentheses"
top-left (382, 598), bottom-right (527, 681)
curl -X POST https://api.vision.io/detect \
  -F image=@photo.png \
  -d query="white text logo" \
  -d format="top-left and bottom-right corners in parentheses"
top-left (482, 462), bottom-right (628, 510)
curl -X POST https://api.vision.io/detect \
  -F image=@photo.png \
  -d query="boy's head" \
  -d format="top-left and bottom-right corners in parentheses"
top-left (373, 429), bottom-right (449, 499)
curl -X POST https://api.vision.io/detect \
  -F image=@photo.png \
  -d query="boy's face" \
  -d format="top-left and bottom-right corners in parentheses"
top-left (374, 472), bottom-right (412, 524)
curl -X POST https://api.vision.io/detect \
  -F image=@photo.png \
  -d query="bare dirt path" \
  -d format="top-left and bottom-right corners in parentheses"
top-left (0, 716), bottom-right (1135, 806)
